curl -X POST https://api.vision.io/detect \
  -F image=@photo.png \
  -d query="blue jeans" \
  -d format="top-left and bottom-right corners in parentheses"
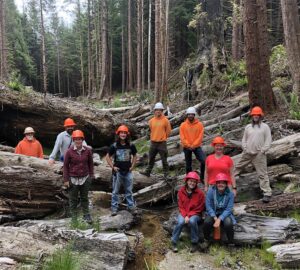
top-left (183, 147), bottom-right (206, 180)
top-left (171, 214), bottom-right (200, 244)
top-left (111, 171), bottom-right (135, 211)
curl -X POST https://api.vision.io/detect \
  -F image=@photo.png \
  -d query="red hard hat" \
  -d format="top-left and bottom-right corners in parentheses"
top-left (184, 171), bottom-right (200, 183)
top-left (250, 106), bottom-right (264, 116)
top-left (211, 136), bottom-right (226, 146)
top-left (72, 130), bottom-right (84, 139)
top-left (116, 125), bottom-right (130, 135)
top-left (215, 173), bottom-right (230, 183)
top-left (64, 118), bottom-right (76, 127)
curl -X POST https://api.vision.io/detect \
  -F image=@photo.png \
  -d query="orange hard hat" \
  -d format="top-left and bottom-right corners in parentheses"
top-left (211, 136), bottom-right (226, 146)
top-left (72, 130), bottom-right (84, 139)
top-left (215, 173), bottom-right (230, 183)
top-left (64, 118), bottom-right (76, 127)
top-left (250, 106), bottom-right (264, 116)
top-left (116, 125), bottom-right (130, 135)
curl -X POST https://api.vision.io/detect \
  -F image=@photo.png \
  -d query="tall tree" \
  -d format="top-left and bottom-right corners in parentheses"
top-left (0, 0), bottom-right (8, 80)
top-left (231, 0), bottom-right (243, 61)
top-left (154, 0), bottom-right (161, 101)
top-left (280, 0), bottom-right (300, 95)
top-left (39, 0), bottom-right (47, 94)
top-left (244, 0), bottom-right (276, 111)
top-left (137, 0), bottom-right (142, 93)
top-left (127, 0), bottom-right (133, 90)
top-left (147, 0), bottom-right (152, 92)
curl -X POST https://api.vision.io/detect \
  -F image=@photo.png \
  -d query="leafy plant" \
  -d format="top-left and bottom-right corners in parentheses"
top-left (7, 80), bottom-right (24, 91)
top-left (42, 247), bottom-right (81, 270)
top-left (289, 93), bottom-right (300, 120)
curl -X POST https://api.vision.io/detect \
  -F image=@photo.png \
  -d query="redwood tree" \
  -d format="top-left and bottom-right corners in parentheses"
top-left (244, 0), bottom-right (276, 112)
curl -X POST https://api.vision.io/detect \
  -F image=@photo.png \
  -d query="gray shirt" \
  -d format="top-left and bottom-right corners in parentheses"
top-left (49, 131), bottom-right (87, 161)
top-left (242, 122), bottom-right (272, 154)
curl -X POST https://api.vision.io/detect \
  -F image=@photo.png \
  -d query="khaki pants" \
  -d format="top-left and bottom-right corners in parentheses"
top-left (234, 152), bottom-right (272, 196)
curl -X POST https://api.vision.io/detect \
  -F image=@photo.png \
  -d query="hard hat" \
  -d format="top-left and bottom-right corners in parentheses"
top-left (64, 118), bottom-right (76, 127)
top-left (184, 171), bottom-right (200, 183)
top-left (154, 102), bottom-right (164, 110)
top-left (72, 130), bottom-right (84, 139)
top-left (215, 173), bottom-right (230, 183)
top-left (24, 127), bottom-right (35, 134)
top-left (116, 125), bottom-right (130, 134)
top-left (211, 136), bottom-right (226, 146)
top-left (250, 106), bottom-right (264, 116)
top-left (186, 107), bottom-right (196, 115)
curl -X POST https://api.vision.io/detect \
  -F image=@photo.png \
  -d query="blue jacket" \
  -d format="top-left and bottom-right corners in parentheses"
top-left (205, 186), bottom-right (236, 224)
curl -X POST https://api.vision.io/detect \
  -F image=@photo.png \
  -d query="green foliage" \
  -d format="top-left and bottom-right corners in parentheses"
top-left (69, 216), bottom-right (100, 232)
top-left (290, 210), bottom-right (300, 223)
top-left (144, 257), bottom-right (158, 270)
top-left (270, 45), bottom-right (287, 65)
top-left (222, 60), bottom-right (248, 93)
top-left (270, 45), bottom-right (289, 79)
top-left (7, 80), bottom-right (24, 91)
top-left (289, 93), bottom-right (300, 120)
top-left (42, 247), bottom-right (81, 270)
top-left (135, 139), bottom-right (150, 154)
top-left (260, 241), bottom-right (281, 269)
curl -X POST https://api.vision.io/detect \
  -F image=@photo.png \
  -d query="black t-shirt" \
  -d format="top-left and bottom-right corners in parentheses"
top-left (109, 142), bottom-right (137, 171)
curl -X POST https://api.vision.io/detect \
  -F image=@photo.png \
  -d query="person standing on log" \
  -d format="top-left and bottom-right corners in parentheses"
top-left (234, 106), bottom-right (272, 203)
top-left (141, 102), bottom-right (172, 178)
top-left (203, 173), bottom-right (236, 245)
top-left (171, 171), bottom-right (205, 253)
top-left (49, 118), bottom-right (87, 164)
top-left (15, 127), bottom-right (44, 158)
top-left (106, 125), bottom-right (138, 216)
top-left (180, 107), bottom-right (206, 180)
top-left (63, 130), bottom-right (94, 224)
top-left (204, 136), bottom-right (236, 196)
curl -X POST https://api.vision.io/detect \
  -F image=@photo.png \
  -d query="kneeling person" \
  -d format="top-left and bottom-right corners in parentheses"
top-left (106, 125), bottom-right (137, 216)
top-left (203, 173), bottom-right (236, 244)
top-left (171, 172), bottom-right (205, 253)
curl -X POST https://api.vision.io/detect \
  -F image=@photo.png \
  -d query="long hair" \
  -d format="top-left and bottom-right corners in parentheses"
top-left (116, 133), bottom-right (131, 145)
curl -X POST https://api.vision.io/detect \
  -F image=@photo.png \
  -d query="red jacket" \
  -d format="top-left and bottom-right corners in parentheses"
top-left (178, 186), bottom-right (205, 218)
top-left (63, 146), bottom-right (94, 182)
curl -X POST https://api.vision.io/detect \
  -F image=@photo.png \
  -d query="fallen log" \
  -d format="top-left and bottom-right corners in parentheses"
top-left (163, 211), bottom-right (300, 246)
top-left (234, 192), bottom-right (300, 215)
top-left (283, 119), bottom-right (300, 130)
top-left (267, 242), bottom-right (300, 269)
top-left (0, 89), bottom-right (120, 148)
top-left (0, 220), bottom-right (129, 270)
top-left (0, 145), bottom-right (14, 153)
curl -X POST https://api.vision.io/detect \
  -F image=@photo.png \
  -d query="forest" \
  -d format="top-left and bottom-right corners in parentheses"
top-left (1, 0), bottom-right (300, 269)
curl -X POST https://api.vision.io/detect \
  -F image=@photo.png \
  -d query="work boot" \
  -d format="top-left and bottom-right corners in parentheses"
top-left (111, 209), bottom-right (118, 216)
top-left (171, 242), bottom-right (178, 253)
top-left (83, 214), bottom-right (93, 224)
top-left (140, 170), bottom-right (151, 177)
top-left (262, 195), bottom-right (271, 203)
top-left (190, 243), bottom-right (198, 253)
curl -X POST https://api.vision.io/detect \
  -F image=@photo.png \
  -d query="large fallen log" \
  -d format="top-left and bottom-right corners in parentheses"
top-left (163, 211), bottom-right (300, 246)
top-left (0, 89), bottom-right (120, 148)
top-left (267, 242), bottom-right (300, 269)
top-left (0, 220), bottom-right (129, 270)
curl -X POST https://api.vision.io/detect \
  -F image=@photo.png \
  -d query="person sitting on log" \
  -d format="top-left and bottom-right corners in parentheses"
top-left (171, 171), bottom-right (205, 253)
top-left (141, 102), bottom-right (172, 178)
top-left (63, 130), bottom-right (94, 224)
top-left (203, 173), bottom-right (235, 245)
top-left (106, 125), bottom-right (138, 216)
top-left (49, 118), bottom-right (87, 164)
top-left (179, 106), bottom-right (206, 180)
top-left (234, 106), bottom-right (272, 203)
top-left (15, 127), bottom-right (44, 159)
top-left (204, 136), bottom-right (236, 196)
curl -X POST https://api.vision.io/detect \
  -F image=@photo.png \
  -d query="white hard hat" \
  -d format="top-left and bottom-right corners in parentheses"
top-left (186, 107), bottom-right (196, 115)
top-left (24, 127), bottom-right (35, 134)
top-left (154, 102), bottom-right (164, 110)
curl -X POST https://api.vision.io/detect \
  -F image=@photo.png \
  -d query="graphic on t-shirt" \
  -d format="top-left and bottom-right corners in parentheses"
top-left (115, 149), bottom-right (131, 162)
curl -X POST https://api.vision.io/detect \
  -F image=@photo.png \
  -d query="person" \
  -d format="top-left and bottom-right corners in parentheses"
top-left (171, 171), bottom-right (205, 253)
top-left (63, 130), bottom-right (94, 224)
top-left (204, 136), bottom-right (236, 196)
top-left (106, 125), bottom-right (138, 216)
top-left (49, 118), bottom-right (87, 164)
top-left (180, 106), bottom-right (206, 180)
top-left (203, 173), bottom-right (236, 245)
top-left (234, 106), bottom-right (272, 203)
top-left (15, 127), bottom-right (44, 158)
top-left (142, 102), bottom-right (172, 177)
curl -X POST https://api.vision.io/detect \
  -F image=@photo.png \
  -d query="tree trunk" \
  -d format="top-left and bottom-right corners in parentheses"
top-left (127, 0), bottom-right (133, 90)
top-left (280, 0), bottom-right (300, 95)
top-left (121, 25), bottom-right (126, 93)
top-left (244, 0), bottom-right (277, 112)
top-left (39, 0), bottom-right (47, 95)
top-left (147, 0), bottom-right (152, 92)
top-left (77, 0), bottom-right (85, 96)
top-left (141, 0), bottom-right (145, 92)
top-left (232, 0), bottom-right (243, 61)
top-left (87, 0), bottom-right (92, 96)
top-left (154, 0), bottom-right (161, 101)
top-left (0, 0), bottom-right (8, 81)
top-left (137, 0), bottom-right (142, 93)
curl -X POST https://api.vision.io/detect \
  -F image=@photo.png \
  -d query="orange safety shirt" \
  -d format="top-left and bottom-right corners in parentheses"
top-left (15, 138), bottom-right (44, 158)
top-left (149, 115), bottom-right (172, 142)
top-left (179, 118), bottom-right (204, 148)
